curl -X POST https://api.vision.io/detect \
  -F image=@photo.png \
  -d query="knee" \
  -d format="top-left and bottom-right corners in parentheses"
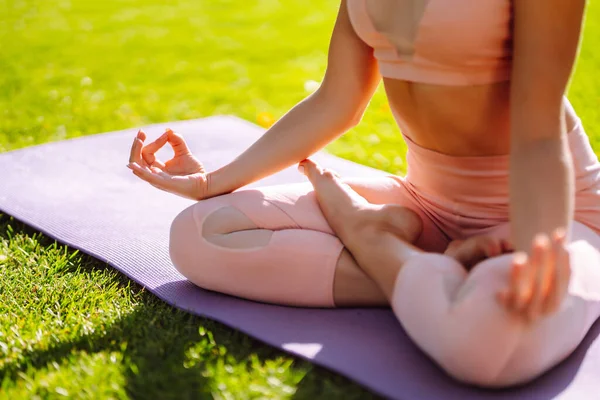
top-left (414, 256), bottom-right (520, 387)
top-left (169, 205), bottom-right (203, 280)
top-left (433, 328), bottom-right (516, 388)
top-left (169, 201), bottom-right (265, 292)
top-left (170, 201), bottom-right (227, 272)
top-left (170, 202), bottom-right (229, 291)
top-left (440, 343), bottom-right (556, 389)
top-left (443, 260), bottom-right (515, 387)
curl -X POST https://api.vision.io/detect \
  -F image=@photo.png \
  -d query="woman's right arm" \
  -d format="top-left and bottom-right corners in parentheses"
top-left (205, 0), bottom-right (380, 198)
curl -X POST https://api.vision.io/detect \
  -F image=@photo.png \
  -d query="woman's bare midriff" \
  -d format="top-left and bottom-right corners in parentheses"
top-left (383, 78), bottom-right (578, 157)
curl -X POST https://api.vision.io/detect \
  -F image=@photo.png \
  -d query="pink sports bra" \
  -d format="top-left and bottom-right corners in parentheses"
top-left (346, 0), bottom-right (513, 85)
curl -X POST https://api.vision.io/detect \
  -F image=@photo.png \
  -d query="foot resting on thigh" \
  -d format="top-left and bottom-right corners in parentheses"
top-left (445, 235), bottom-right (514, 270)
top-left (298, 159), bottom-right (422, 244)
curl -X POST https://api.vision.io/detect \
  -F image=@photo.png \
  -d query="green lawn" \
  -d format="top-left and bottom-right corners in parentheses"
top-left (1, 1), bottom-right (599, 398)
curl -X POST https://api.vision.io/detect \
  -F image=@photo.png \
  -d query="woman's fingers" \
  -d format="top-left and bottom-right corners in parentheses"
top-left (166, 128), bottom-right (193, 156)
top-left (128, 162), bottom-right (200, 199)
top-left (129, 128), bottom-right (182, 172)
top-left (540, 237), bottom-right (558, 315)
top-left (128, 162), bottom-right (169, 189)
top-left (545, 229), bottom-right (570, 314)
top-left (142, 131), bottom-right (169, 166)
top-left (527, 235), bottom-right (552, 321)
top-left (151, 160), bottom-right (166, 170)
top-left (129, 130), bottom-right (147, 165)
top-left (512, 251), bottom-right (533, 312)
top-left (497, 228), bottom-right (571, 323)
top-left (496, 251), bottom-right (526, 320)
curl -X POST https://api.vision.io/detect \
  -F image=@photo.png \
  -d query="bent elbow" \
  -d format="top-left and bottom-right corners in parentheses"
top-left (347, 108), bottom-right (366, 129)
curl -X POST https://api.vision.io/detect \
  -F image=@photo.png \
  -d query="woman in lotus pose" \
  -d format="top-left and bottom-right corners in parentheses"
top-left (127, 0), bottom-right (600, 387)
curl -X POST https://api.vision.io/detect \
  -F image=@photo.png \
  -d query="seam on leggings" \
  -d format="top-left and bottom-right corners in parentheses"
top-left (262, 198), bottom-right (301, 229)
top-left (194, 204), bottom-right (274, 253)
top-left (485, 325), bottom-right (524, 384)
top-left (329, 241), bottom-right (345, 308)
top-left (480, 303), bottom-right (526, 383)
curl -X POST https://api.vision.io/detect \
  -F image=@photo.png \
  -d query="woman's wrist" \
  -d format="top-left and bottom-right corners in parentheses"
top-left (509, 137), bottom-right (574, 250)
top-left (201, 171), bottom-right (217, 200)
top-left (201, 169), bottom-right (236, 200)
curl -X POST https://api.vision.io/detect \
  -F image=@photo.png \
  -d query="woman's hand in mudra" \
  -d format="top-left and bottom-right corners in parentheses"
top-left (127, 128), bottom-right (208, 200)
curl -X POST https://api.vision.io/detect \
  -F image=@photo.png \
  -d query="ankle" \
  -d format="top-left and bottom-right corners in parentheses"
top-left (340, 205), bottom-right (422, 248)
top-left (379, 205), bottom-right (423, 243)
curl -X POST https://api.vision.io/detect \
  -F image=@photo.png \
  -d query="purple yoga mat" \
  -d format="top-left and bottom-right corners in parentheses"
top-left (1, 116), bottom-right (599, 399)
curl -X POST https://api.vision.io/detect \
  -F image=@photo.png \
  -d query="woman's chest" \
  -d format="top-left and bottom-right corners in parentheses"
top-left (346, 0), bottom-right (513, 64)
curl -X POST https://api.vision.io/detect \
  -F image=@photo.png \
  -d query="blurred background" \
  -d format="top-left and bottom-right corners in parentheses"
top-left (1, 0), bottom-right (599, 171)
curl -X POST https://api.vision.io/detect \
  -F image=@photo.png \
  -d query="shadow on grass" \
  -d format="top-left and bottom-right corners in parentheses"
top-left (0, 215), bottom-right (379, 399)
top-left (3, 214), bottom-right (599, 399)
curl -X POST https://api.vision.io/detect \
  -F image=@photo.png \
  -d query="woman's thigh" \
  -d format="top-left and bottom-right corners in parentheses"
top-left (169, 176), bottom-right (446, 306)
top-left (193, 176), bottom-right (449, 251)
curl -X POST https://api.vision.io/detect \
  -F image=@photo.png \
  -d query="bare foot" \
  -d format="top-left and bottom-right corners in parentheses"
top-left (298, 159), bottom-right (423, 244)
top-left (444, 235), bottom-right (514, 270)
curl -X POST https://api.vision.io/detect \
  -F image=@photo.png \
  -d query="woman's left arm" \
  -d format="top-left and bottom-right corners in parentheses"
top-left (509, 0), bottom-right (587, 251)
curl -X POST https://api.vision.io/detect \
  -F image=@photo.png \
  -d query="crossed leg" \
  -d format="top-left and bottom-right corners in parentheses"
top-left (169, 177), bottom-right (449, 308)
top-left (300, 159), bottom-right (600, 387)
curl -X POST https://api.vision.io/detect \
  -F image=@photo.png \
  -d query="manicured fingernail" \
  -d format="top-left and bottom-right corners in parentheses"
top-left (554, 228), bottom-right (566, 241)
top-left (513, 252), bottom-right (527, 264)
top-left (534, 234), bottom-right (549, 247)
top-left (298, 165), bottom-right (305, 174)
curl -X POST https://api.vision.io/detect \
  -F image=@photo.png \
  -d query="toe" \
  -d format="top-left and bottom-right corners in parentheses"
top-left (510, 252), bottom-right (529, 310)
top-left (300, 159), bottom-right (343, 192)
top-left (299, 159), bottom-right (334, 198)
top-left (299, 159), bottom-right (320, 179)
top-left (322, 168), bottom-right (339, 180)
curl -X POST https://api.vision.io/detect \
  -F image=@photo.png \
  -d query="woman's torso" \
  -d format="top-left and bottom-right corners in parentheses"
top-left (346, 0), bottom-right (579, 157)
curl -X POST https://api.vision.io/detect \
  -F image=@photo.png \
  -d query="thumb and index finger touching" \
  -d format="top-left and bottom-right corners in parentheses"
top-left (164, 128), bottom-right (192, 156)
top-left (139, 128), bottom-right (192, 167)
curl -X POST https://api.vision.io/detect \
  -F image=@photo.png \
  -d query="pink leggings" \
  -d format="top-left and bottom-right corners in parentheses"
top-left (169, 121), bottom-right (600, 387)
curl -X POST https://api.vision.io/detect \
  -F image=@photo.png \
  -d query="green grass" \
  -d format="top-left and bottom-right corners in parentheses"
top-left (1, 0), bottom-right (599, 398)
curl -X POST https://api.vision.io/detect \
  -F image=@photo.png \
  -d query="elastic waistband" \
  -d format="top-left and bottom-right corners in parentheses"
top-left (404, 119), bottom-right (600, 202)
